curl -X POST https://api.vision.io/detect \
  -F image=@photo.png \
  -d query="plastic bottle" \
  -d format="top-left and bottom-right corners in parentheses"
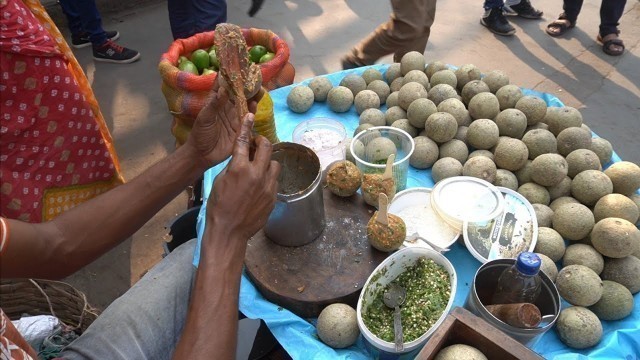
top-left (492, 252), bottom-right (542, 305)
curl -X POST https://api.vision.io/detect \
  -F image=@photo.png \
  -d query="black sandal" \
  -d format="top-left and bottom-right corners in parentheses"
top-left (546, 14), bottom-right (575, 37)
top-left (598, 32), bottom-right (625, 56)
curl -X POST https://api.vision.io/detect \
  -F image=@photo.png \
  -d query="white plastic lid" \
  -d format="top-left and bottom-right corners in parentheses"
top-left (431, 177), bottom-right (505, 232)
top-left (388, 187), bottom-right (460, 250)
top-left (463, 187), bottom-right (539, 264)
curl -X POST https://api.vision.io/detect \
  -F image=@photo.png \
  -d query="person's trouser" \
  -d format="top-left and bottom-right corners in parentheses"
top-left (347, 0), bottom-right (437, 64)
top-left (562, 0), bottom-right (627, 36)
top-left (58, 0), bottom-right (107, 46)
top-left (60, 239), bottom-right (197, 360)
top-left (168, 0), bottom-right (228, 40)
top-left (484, 0), bottom-right (505, 10)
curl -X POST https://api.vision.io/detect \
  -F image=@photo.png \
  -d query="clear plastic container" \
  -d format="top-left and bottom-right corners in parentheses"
top-left (492, 252), bottom-right (542, 305)
top-left (463, 187), bottom-right (538, 264)
top-left (292, 118), bottom-right (346, 171)
top-left (351, 126), bottom-right (415, 191)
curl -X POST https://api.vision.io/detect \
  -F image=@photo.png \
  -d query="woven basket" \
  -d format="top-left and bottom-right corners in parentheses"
top-left (0, 279), bottom-right (100, 333)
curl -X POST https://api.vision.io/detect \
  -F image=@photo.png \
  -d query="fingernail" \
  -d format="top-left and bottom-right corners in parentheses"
top-left (245, 113), bottom-right (255, 127)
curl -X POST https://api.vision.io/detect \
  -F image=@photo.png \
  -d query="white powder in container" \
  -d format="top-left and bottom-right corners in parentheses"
top-left (396, 202), bottom-right (459, 248)
top-left (297, 129), bottom-right (345, 170)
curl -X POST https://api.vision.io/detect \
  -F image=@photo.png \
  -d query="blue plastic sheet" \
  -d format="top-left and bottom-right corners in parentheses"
top-left (193, 64), bottom-right (640, 359)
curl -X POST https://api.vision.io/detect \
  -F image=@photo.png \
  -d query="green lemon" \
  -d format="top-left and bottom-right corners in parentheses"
top-left (190, 49), bottom-right (210, 72)
top-left (178, 60), bottom-right (199, 75)
top-left (178, 56), bottom-right (189, 65)
top-left (208, 49), bottom-right (220, 70)
top-left (259, 52), bottom-right (275, 63)
top-left (202, 68), bottom-right (216, 76)
top-left (248, 45), bottom-right (268, 63)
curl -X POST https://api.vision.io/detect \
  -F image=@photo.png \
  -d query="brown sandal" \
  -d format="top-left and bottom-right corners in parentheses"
top-left (598, 33), bottom-right (625, 56)
top-left (546, 14), bottom-right (575, 37)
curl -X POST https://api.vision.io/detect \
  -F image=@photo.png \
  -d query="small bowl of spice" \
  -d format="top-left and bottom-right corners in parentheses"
top-left (357, 247), bottom-right (457, 355)
top-left (292, 117), bottom-right (347, 171)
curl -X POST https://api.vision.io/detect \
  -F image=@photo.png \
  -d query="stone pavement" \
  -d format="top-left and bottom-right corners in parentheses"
top-left (44, 0), bottom-right (639, 309)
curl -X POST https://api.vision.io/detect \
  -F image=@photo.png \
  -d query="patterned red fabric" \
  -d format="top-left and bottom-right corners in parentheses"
top-left (1, 309), bottom-right (37, 360)
top-left (0, 0), bottom-right (122, 222)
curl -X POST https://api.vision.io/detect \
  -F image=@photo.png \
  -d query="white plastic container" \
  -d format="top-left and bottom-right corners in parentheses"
top-left (388, 187), bottom-right (460, 250)
top-left (292, 118), bottom-right (347, 171)
top-left (357, 247), bottom-right (457, 355)
top-left (431, 176), bottom-right (505, 232)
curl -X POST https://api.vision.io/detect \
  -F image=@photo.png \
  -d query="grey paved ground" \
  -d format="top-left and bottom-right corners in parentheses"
top-left (47, 0), bottom-right (639, 308)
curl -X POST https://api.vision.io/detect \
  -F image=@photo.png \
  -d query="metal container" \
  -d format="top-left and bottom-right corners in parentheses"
top-left (465, 258), bottom-right (561, 346)
top-left (264, 142), bottom-right (325, 247)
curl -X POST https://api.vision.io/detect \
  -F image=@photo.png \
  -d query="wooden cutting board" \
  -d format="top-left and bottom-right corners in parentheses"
top-left (244, 187), bottom-right (388, 318)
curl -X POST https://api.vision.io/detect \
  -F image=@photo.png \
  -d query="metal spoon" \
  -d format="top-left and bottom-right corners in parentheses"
top-left (383, 283), bottom-right (407, 352)
top-left (406, 232), bottom-right (450, 253)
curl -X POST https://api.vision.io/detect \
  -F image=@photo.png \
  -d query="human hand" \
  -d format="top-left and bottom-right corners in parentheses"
top-left (205, 114), bottom-right (280, 242)
top-left (185, 79), bottom-right (262, 169)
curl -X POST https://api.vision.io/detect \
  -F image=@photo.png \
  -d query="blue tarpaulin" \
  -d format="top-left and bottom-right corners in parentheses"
top-left (193, 64), bottom-right (640, 359)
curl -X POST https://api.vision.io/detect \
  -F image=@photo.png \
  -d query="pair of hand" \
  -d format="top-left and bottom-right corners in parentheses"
top-left (186, 80), bottom-right (280, 241)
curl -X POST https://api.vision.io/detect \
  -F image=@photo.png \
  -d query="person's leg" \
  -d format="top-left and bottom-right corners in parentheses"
top-left (481, 0), bottom-right (516, 36)
top-left (194, 0), bottom-right (227, 34)
top-left (343, 0), bottom-right (434, 67)
top-left (484, 0), bottom-right (504, 10)
top-left (598, 0), bottom-right (626, 55)
top-left (60, 239), bottom-right (197, 360)
top-left (599, 0), bottom-right (626, 36)
top-left (59, 0), bottom-right (108, 46)
top-left (168, 0), bottom-right (196, 40)
top-left (562, 0), bottom-right (584, 24)
top-left (58, 0), bottom-right (85, 37)
top-left (392, 0), bottom-right (437, 62)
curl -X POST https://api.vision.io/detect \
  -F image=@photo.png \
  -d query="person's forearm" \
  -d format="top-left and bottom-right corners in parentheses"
top-left (3, 144), bottom-right (207, 279)
top-left (173, 222), bottom-right (246, 360)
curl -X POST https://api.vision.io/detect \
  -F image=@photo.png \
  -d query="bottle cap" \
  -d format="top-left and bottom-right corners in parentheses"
top-left (516, 252), bottom-right (541, 275)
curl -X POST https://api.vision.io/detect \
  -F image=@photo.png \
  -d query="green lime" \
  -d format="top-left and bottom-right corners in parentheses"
top-left (178, 60), bottom-right (199, 75)
top-left (178, 56), bottom-right (189, 65)
top-left (248, 45), bottom-right (268, 63)
top-left (202, 68), bottom-right (216, 76)
top-left (208, 49), bottom-right (220, 70)
top-left (259, 52), bottom-right (275, 63)
top-left (190, 49), bottom-right (210, 72)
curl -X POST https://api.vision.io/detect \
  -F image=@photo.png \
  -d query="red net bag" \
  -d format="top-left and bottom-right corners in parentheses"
top-left (158, 28), bottom-right (294, 145)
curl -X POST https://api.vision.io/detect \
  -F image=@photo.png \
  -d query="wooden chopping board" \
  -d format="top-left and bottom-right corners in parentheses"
top-left (244, 187), bottom-right (388, 318)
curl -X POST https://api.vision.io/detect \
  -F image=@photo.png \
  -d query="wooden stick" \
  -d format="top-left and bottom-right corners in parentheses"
top-left (485, 303), bottom-right (542, 328)
top-left (382, 153), bottom-right (395, 180)
top-left (376, 193), bottom-right (389, 225)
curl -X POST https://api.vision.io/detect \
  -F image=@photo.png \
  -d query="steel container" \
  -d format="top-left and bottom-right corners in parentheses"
top-left (465, 258), bottom-right (561, 346)
top-left (264, 142), bottom-right (325, 247)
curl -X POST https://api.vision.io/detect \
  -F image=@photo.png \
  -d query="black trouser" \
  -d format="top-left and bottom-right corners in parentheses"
top-left (563, 0), bottom-right (627, 36)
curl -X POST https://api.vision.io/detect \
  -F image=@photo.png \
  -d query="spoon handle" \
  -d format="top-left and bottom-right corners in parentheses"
top-left (393, 306), bottom-right (404, 352)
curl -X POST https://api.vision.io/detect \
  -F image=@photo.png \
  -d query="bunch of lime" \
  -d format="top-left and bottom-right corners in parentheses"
top-left (248, 45), bottom-right (275, 64)
top-left (177, 44), bottom-right (275, 76)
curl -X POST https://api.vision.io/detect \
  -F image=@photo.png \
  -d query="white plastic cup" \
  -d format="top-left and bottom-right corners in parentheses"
top-left (292, 118), bottom-right (347, 171)
top-left (351, 126), bottom-right (415, 191)
top-left (356, 247), bottom-right (457, 355)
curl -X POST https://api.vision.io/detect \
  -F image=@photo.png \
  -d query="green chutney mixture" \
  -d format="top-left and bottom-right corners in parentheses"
top-left (362, 258), bottom-right (451, 342)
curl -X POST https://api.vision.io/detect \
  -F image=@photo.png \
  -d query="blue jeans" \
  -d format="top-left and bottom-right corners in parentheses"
top-left (168, 0), bottom-right (227, 40)
top-left (484, 0), bottom-right (505, 10)
top-left (58, 0), bottom-right (107, 46)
